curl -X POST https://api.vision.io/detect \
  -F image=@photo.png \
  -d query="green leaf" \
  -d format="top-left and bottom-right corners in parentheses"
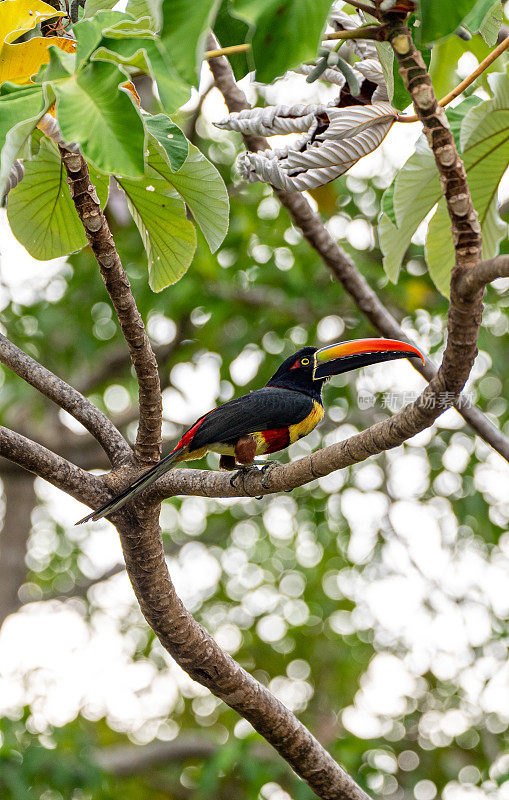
top-left (83, 0), bottom-right (118, 17)
top-left (476, 1), bottom-right (504, 46)
top-left (380, 70), bottom-right (509, 292)
top-left (53, 61), bottom-right (145, 177)
top-left (160, 0), bottom-right (220, 86)
top-left (213, 0), bottom-right (251, 80)
top-left (231, 0), bottom-right (331, 84)
top-left (379, 98), bottom-right (484, 282)
top-left (92, 39), bottom-right (191, 113)
top-left (463, 0), bottom-right (503, 45)
top-left (145, 115), bottom-right (188, 171)
top-left (37, 44), bottom-right (75, 81)
top-left (117, 169), bottom-right (197, 291)
top-left (126, 0), bottom-right (161, 29)
top-left (419, 0), bottom-right (475, 45)
top-left (0, 84), bottom-right (49, 197)
top-left (6, 139), bottom-right (109, 260)
top-left (425, 198), bottom-right (453, 297)
top-left (149, 142), bottom-right (229, 252)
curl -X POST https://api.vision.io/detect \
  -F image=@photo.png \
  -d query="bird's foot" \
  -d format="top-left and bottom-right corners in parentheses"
top-left (259, 461), bottom-right (280, 490)
top-left (230, 465), bottom-right (258, 490)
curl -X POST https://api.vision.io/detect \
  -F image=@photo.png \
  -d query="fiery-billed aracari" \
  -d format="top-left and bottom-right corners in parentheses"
top-left (78, 338), bottom-right (424, 523)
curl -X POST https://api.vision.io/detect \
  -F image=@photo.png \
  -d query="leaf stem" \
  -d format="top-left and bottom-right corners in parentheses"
top-left (346, 0), bottom-right (380, 16)
top-left (397, 35), bottom-right (509, 122)
top-left (204, 26), bottom-right (384, 61)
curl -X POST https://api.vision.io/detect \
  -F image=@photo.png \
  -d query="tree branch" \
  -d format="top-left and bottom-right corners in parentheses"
top-left (0, 473), bottom-right (35, 624)
top-left (206, 34), bottom-right (509, 462)
top-left (112, 508), bottom-right (371, 800)
top-left (456, 254), bottom-right (509, 300)
top-left (0, 333), bottom-right (130, 467)
top-left (95, 736), bottom-right (217, 775)
top-left (59, 143), bottom-right (162, 465)
top-left (42, 122), bottom-right (163, 465)
top-left (0, 426), bottom-right (106, 507)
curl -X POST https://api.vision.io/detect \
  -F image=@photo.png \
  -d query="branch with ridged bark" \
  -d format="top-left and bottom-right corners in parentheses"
top-left (456, 254), bottom-right (509, 300)
top-left (0, 426), bottom-right (105, 507)
top-left (206, 34), bottom-right (509, 463)
top-left (0, 333), bottom-right (130, 467)
top-left (58, 144), bottom-right (162, 466)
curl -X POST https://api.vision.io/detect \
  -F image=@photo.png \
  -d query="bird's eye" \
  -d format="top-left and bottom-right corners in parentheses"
top-left (301, 358), bottom-right (310, 366)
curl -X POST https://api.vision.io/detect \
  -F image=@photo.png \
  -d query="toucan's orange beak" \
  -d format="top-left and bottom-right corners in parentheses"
top-left (313, 338), bottom-right (425, 379)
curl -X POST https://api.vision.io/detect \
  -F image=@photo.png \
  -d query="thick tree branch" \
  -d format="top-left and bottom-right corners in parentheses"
top-left (55, 142), bottom-right (162, 466)
top-left (207, 34), bottom-right (509, 462)
top-left (0, 333), bottom-right (130, 466)
top-left (0, 473), bottom-right (35, 624)
top-left (0, 426), bottom-right (106, 508)
top-left (456, 255), bottom-right (509, 300)
top-left (112, 507), bottom-right (371, 800)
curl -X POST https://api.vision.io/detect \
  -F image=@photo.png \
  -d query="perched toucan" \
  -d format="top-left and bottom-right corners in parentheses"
top-left (78, 338), bottom-right (424, 523)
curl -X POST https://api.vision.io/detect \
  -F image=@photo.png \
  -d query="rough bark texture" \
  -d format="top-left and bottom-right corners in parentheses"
top-left (456, 254), bottom-right (509, 300)
top-left (116, 510), bottom-right (371, 800)
top-left (207, 34), bottom-right (509, 463)
top-left (58, 146), bottom-right (162, 466)
top-left (0, 473), bottom-right (35, 624)
top-left (0, 426), bottom-right (104, 508)
top-left (0, 333), bottom-right (129, 466)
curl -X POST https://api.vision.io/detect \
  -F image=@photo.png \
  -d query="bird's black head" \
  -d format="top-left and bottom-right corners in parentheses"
top-left (265, 346), bottom-right (322, 399)
top-left (265, 339), bottom-right (425, 400)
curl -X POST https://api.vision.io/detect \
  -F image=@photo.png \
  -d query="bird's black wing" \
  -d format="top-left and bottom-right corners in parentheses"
top-left (189, 387), bottom-right (315, 449)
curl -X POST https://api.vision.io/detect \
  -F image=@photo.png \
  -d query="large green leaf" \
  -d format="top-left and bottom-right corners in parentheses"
top-left (52, 61), bottom-right (145, 177)
top-left (464, 0), bottom-right (503, 45)
top-left (117, 153), bottom-right (197, 291)
top-left (149, 142), bottom-right (229, 252)
top-left (145, 115), bottom-right (188, 171)
top-left (160, 0), bottom-right (220, 86)
top-left (232, 0), bottom-right (331, 84)
top-left (419, 0), bottom-right (475, 45)
top-left (380, 72), bottom-right (509, 293)
top-left (6, 139), bottom-right (109, 260)
top-left (425, 198), bottom-right (453, 296)
top-left (83, 0), bottom-right (117, 16)
top-left (92, 38), bottom-right (191, 113)
top-left (126, 0), bottom-right (162, 29)
top-left (379, 99), bottom-right (481, 284)
top-left (213, 0), bottom-right (251, 80)
top-left (0, 83), bottom-right (49, 197)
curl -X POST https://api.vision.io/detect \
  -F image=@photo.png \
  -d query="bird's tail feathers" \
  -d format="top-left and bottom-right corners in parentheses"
top-left (76, 446), bottom-right (187, 525)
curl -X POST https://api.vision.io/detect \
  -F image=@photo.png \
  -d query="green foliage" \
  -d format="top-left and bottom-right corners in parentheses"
top-left (6, 140), bottom-right (109, 259)
top-left (160, 0), bottom-right (221, 86)
top-left (145, 114), bottom-right (188, 171)
top-left (379, 80), bottom-right (509, 294)
top-left (117, 164), bottom-right (197, 292)
top-left (160, 143), bottom-right (230, 253)
top-left (0, 83), bottom-right (49, 196)
top-left (53, 60), bottom-right (146, 178)
top-left (231, 0), bottom-right (332, 83)
top-left (418, 0), bottom-right (502, 45)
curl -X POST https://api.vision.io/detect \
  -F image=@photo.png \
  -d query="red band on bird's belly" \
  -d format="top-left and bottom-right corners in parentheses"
top-left (262, 427), bottom-right (291, 454)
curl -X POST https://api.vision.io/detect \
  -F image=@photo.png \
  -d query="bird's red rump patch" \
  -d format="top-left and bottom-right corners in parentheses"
top-left (262, 428), bottom-right (291, 454)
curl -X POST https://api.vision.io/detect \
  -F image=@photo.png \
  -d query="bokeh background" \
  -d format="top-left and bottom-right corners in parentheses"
top-left (0, 8), bottom-right (508, 799)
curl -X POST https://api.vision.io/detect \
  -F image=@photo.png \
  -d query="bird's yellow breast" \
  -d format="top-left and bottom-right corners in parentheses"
top-left (288, 400), bottom-right (324, 443)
